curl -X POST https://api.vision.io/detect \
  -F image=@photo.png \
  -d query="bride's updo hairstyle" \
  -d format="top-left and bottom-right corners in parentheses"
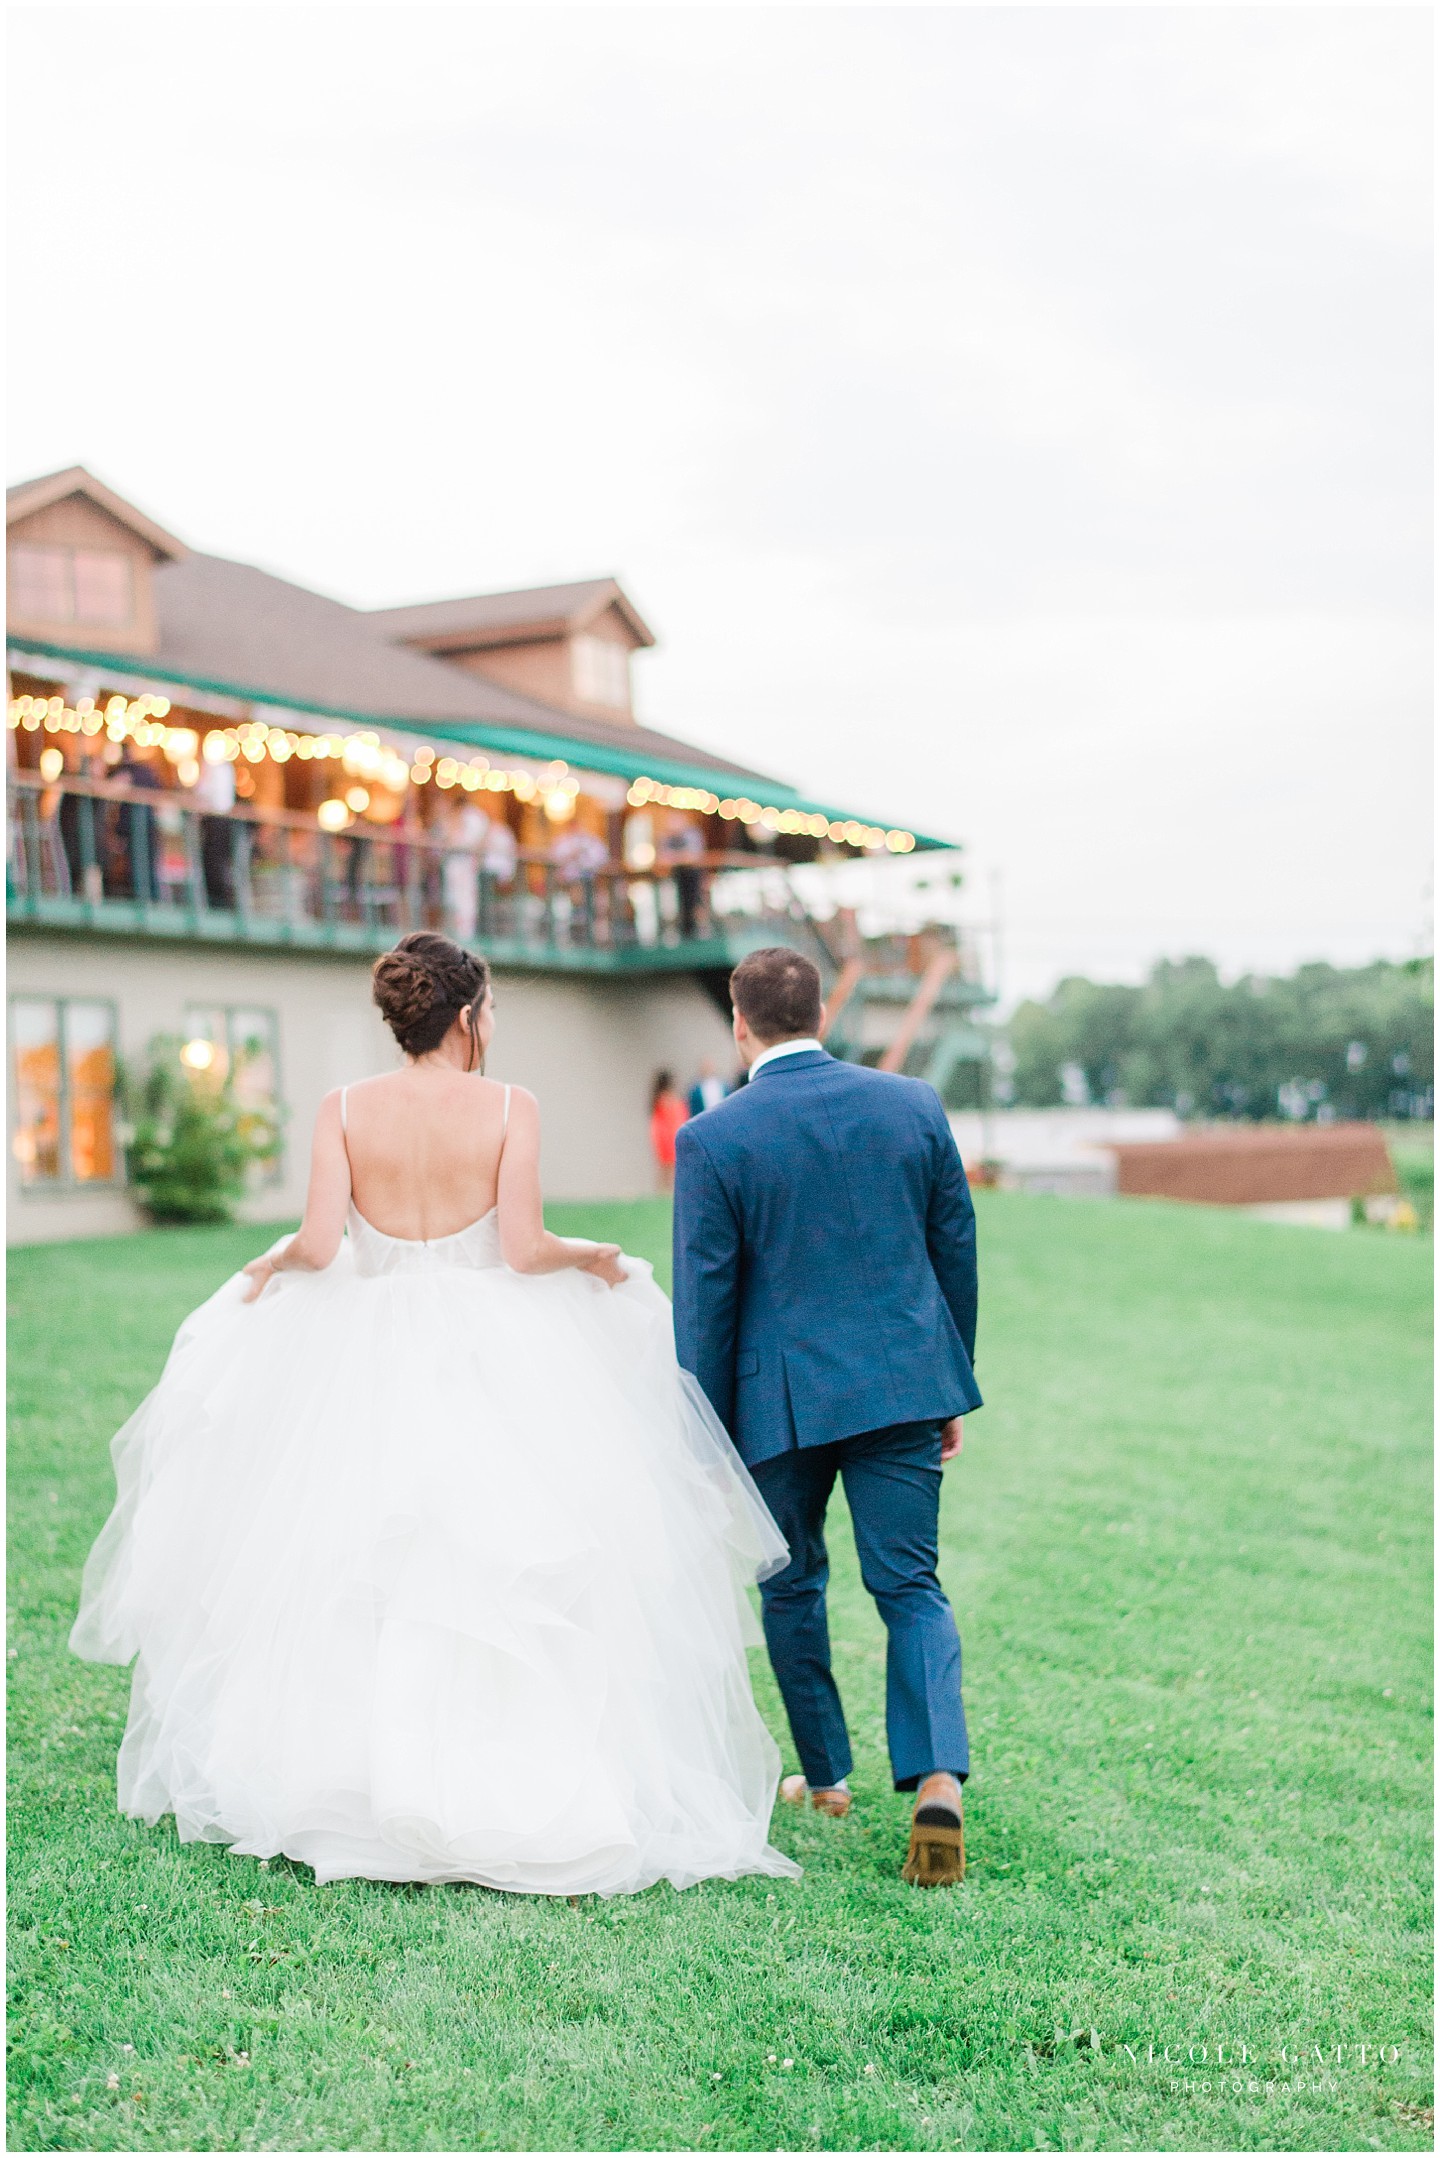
top-left (372, 932), bottom-right (491, 1064)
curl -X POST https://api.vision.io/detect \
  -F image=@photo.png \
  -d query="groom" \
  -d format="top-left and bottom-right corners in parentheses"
top-left (673, 946), bottom-right (982, 1886)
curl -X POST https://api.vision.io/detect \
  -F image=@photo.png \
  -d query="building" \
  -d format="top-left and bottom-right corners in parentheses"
top-left (1102, 1123), bottom-right (1399, 1229)
top-left (7, 467), bottom-right (983, 1240)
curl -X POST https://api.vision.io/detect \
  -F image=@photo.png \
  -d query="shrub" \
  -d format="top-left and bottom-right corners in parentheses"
top-left (121, 1036), bottom-right (281, 1225)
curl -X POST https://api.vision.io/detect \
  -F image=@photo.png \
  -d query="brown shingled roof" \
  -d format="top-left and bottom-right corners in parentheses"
top-left (371, 577), bottom-right (656, 652)
top-left (130, 552), bottom-right (764, 782)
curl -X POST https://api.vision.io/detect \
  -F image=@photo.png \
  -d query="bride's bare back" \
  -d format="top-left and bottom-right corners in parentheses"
top-left (343, 1067), bottom-right (509, 1240)
top-left (240, 937), bottom-right (623, 1298)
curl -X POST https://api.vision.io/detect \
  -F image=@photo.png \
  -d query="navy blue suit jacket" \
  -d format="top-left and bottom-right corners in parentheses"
top-left (671, 1049), bottom-right (981, 1467)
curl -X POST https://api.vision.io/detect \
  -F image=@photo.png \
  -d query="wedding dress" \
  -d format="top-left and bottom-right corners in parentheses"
top-left (71, 1087), bottom-right (799, 1897)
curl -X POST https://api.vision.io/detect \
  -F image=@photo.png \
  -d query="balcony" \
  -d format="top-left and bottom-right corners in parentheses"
top-left (6, 771), bottom-right (843, 977)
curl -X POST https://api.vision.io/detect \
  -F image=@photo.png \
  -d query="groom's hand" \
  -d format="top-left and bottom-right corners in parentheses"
top-left (939, 1417), bottom-right (964, 1463)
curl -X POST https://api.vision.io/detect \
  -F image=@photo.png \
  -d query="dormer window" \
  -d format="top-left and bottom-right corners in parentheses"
top-left (10, 544), bottom-right (134, 628)
top-left (368, 575), bottom-right (652, 722)
top-left (572, 634), bottom-right (630, 711)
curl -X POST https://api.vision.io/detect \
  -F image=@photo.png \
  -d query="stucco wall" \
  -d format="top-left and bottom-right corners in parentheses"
top-left (6, 932), bottom-right (735, 1242)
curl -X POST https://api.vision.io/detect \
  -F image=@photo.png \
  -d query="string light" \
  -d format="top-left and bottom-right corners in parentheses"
top-left (9, 690), bottom-right (173, 741)
top-left (625, 774), bottom-right (915, 853)
top-left (8, 694), bottom-right (920, 850)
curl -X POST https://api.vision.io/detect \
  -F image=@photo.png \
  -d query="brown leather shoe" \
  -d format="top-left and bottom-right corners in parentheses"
top-left (902, 1772), bottom-right (966, 1885)
top-left (780, 1773), bottom-right (852, 1818)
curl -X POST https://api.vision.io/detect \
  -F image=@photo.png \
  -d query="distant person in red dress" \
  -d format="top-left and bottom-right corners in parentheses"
top-left (649, 1070), bottom-right (689, 1193)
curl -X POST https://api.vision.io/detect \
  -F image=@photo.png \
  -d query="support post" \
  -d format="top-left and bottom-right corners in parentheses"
top-left (879, 951), bottom-right (958, 1075)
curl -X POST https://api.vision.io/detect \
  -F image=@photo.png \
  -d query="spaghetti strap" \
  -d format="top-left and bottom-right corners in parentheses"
top-left (501, 1084), bottom-right (511, 1141)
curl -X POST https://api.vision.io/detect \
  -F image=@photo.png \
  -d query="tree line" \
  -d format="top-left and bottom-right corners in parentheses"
top-left (1001, 956), bottom-right (1433, 1121)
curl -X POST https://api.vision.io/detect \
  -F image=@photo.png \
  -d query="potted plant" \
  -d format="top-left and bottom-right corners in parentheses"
top-left (121, 1035), bottom-right (281, 1225)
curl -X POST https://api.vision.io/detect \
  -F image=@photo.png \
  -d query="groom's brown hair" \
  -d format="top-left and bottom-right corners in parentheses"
top-left (730, 947), bottom-right (824, 1044)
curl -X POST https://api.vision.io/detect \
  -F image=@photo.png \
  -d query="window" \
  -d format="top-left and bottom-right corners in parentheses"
top-left (67, 1002), bottom-right (118, 1181)
top-left (10, 997), bottom-right (118, 1188)
top-left (8, 544), bottom-right (133, 626)
top-left (572, 634), bottom-right (630, 710)
top-left (73, 551), bottom-right (133, 626)
top-left (183, 1004), bottom-right (283, 1185)
top-left (10, 545), bottom-right (72, 621)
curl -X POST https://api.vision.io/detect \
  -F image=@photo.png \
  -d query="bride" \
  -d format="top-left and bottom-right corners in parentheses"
top-left (71, 932), bottom-right (799, 1897)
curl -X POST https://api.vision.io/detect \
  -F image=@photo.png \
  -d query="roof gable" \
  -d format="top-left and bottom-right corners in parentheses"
top-left (369, 576), bottom-right (656, 653)
top-left (6, 466), bottom-right (189, 561)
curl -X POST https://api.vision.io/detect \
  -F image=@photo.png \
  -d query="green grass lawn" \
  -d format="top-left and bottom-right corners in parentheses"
top-left (8, 1196), bottom-right (1432, 2152)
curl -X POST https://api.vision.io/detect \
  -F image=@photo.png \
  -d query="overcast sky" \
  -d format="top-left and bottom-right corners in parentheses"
top-left (8, 5), bottom-right (1432, 1003)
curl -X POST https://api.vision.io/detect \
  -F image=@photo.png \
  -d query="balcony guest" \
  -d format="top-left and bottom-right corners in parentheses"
top-left (482, 814), bottom-right (517, 885)
top-left (475, 814), bottom-right (518, 937)
top-left (195, 748), bottom-right (237, 909)
top-left (114, 739), bottom-right (162, 903)
top-left (57, 744), bottom-right (105, 899)
top-left (441, 796), bottom-right (490, 943)
top-left (553, 824), bottom-right (608, 943)
top-left (659, 814), bottom-right (706, 941)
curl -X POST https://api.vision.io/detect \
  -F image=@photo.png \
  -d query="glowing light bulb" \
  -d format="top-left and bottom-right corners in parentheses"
top-left (317, 798), bottom-right (351, 832)
top-left (180, 1038), bottom-right (216, 1072)
top-left (39, 747), bottom-right (64, 781)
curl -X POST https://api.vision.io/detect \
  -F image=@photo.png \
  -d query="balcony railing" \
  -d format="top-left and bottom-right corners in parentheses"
top-left (6, 771), bottom-right (838, 975)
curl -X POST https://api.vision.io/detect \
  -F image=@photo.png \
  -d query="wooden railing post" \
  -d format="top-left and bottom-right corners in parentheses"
top-left (405, 841), bottom-right (423, 934)
top-left (21, 791), bottom-right (41, 903)
top-left (183, 809), bottom-right (204, 925)
top-left (128, 800), bottom-right (152, 917)
top-left (233, 821), bottom-right (253, 928)
top-left (319, 834), bottom-right (338, 925)
top-left (78, 794), bottom-right (99, 909)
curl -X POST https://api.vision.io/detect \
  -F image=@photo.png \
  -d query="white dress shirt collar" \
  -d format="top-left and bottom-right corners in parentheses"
top-left (747, 1037), bottom-right (824, 1080)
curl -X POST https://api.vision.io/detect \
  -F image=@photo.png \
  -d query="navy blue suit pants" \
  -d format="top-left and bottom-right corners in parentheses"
top-left (750, 1420), bottom-right (969, 1792)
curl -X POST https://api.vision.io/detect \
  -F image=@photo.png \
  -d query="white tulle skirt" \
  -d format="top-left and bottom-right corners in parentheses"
top-left (71, 1234), bottom-right (799, 1897)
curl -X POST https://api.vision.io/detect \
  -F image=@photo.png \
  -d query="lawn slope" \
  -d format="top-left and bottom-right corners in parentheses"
top-left (7, 1195), bottom-right (1432, 2151)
